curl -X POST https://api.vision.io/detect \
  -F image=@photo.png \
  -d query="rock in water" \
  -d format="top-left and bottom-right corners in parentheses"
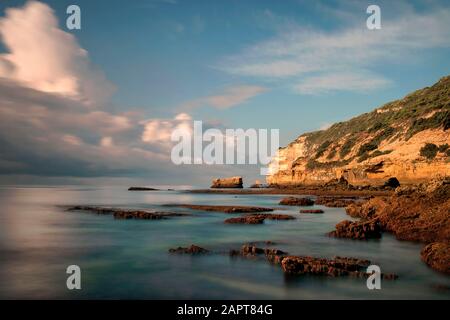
top-left (421, 242), bottom-right (450, 274)
top-left (211, 176), bottom-right (243, 188)
top-left (169, 245), bottom-right (210, 254)
top-left (300, 209), bottom-right (324, 214)
top-left (279, 197), bottom-right (314, 206)
top-left (329, 219), bottom-right (382, 240)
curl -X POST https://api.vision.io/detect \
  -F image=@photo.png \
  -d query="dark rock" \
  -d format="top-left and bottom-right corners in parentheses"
top-left (315, 196), bottom-right (356, 207)
top-left (169, 245), bottom-right (209, 254)
top-left (67, 206), bottom-right (185, 219)
top-left (224, 213), bottom-right (295, 224)
top-left (421, 242), bottom-right (450, 274)
top-left (300, 209), bottom-right (324, 214)
top-left (279, 197), bottom-right (314, 206)
top-left (224, 216), bottom-right (266, 224)
top-left (383, 177), bottom-right (400, 189)
top-left (128, 187), bottom-right (159, 191)
top-left (163, 204), bottom-right (273, 213)
top-left (328, 219), bottom-right (382, 240)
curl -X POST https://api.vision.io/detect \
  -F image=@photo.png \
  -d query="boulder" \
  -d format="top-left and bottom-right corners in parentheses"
top-left (279, 196), bottom-right (314, 206)
top-left (421, 242), bottom-right (450, 274)
top-left (211, 176), bottom-right (243, 188)
top-left (328, 219), bottom-right (382, 240)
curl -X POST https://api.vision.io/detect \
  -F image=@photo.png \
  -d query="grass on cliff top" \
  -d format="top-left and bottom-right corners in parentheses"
top-left (302, 75), bottom-right (450, 161)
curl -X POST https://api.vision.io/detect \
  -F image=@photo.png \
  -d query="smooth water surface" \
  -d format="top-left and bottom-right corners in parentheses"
top-left (0, 186), bottom-right (449, 299)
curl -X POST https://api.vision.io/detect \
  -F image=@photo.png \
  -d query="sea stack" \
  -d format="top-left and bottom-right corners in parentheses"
top-left (211, 176), bottom-right (243, 188)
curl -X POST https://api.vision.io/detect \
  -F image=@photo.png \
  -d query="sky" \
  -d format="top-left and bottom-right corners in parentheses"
top-left (0, 0), bottom-right (449, 187)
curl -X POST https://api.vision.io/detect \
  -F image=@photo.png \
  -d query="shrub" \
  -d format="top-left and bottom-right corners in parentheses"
top-left (358, 142), bottom-right (378, 156)
top-left (438, 143), bottom-right (449, 153)
top-left (420, 143), bottom-right (438, 160)
top-left (339, 137), bottom-right (357, 158)
top-left (315, 140), bottom-right (332, 158)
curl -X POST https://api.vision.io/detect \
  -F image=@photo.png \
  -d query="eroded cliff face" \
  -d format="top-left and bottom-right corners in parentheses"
top-left (267, 76), bottom-right (450, 186)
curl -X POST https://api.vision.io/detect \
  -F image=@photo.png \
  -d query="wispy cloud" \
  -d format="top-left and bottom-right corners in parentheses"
top-left (218, 5), bottom-right (450, 94)
top-left (295, 71), bottom-right (391, 95)
top-left (180, 85), bottom-right (268, 110)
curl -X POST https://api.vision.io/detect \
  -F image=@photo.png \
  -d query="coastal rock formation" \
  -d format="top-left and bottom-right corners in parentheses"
top-left (300, 209), bottom-right (324, 214)
top-left (315, 196), bottom-right (358, 207)
top-left (211, 176), bottom-right (243, 188)
top-left (224, 213), bottom-right (295, 224)
top-left (128, 187), bottom-right (159, 191)
top-left (229, 245), bottom-right (287, 265)
top-left (279, 196), bottom-right (314, 206)
top-left (224, 216), bottom-right (266, 224)
top-left (267, 76), bottom-right (450, 186)
top-left (421, 242), bottom-right (450, 274)
top-left (169, 245), bottom-right (209, 254)
top-left (67, 206), bottom-right (185, 219)
top-left (163, 204), bottom-right (273, 213)
top-left (329, 219), bottom-right (382, 240)
top-left (344, 177), bottom-right (450, 273)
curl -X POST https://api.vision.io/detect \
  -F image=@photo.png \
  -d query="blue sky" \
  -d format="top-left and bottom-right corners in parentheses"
top-left (0, 0), bottom-right (449, 186)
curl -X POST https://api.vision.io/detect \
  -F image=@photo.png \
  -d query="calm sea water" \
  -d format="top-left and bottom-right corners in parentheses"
top-left (0, 186), bottom-right (449, 299)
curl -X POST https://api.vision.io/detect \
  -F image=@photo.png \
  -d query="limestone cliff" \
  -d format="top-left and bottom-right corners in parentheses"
top-left (267, 76), bottom-right (450, 186)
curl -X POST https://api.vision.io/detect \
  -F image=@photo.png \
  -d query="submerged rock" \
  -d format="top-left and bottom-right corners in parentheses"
top-left (67, 206), bottom-right (185, 220)
top-left (128, 187), bottom-right (159, 191)
top-left (329, 219), bottom-right (382, 240)
top-left (279, 197), bottom-right (314, 206)
top-left (224, 213), bottom-right (295, 224)
top-left (224, 216), bottom-right (266, 224)
top-left (169, 245), bottom-right (210, 254)
top-left (211, 176), bottom-right (243, 188)
top-left (300, 209), bottom-right (324, 214)
top-left (163, 204), bottom-right (273, 213)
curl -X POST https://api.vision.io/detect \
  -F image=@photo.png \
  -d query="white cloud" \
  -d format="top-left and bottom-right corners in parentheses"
top-left (294, 71), bottom-right (391, 95)
top-left (0, 1), bottom-right (114, 106)
top-left (141, 113), bottom-right (192, 144)
top-left (218, 7), bottom-right (450, 94)
top-left (181, 85), bottom-right (267, 110)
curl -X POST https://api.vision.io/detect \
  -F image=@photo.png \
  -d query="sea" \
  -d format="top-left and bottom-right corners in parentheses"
top-left (0, 186), bottom-right (449, 299)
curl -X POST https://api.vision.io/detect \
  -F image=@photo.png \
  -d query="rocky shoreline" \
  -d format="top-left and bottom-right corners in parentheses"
top-left (71, 176), bottom-right (449, 276)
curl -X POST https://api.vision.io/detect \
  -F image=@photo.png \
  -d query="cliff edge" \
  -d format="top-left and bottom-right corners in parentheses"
top-left (267, 76), bottom-right (450, 186)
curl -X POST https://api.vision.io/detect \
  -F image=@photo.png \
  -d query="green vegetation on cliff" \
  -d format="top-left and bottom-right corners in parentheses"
top-left (302, 76), bottom-right (450, 167)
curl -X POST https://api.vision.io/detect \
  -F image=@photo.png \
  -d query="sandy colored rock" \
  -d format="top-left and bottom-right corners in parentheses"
top-left (211, 176), bottom-right (243, 188)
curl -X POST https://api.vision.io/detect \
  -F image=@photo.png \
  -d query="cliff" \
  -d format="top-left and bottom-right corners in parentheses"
top-left (267, 76), bottom-right (450, 186)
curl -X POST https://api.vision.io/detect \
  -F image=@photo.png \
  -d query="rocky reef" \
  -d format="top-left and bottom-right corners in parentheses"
top-left (224, 213), bottom-right (295, 224)
top-left (343, 177), bottom-right (450, 273)
top-left (163, 204), bottom-right (273, 213)
top-left (67, 206), bottom-right (186, 219)
top-left (169, 245), bottom-right (210, 255)
top-left (329, 219), bottom-right (382, 240)
top-left (211, 176), bottom-right (243, 188)
top-left (229, 245), bottom-right (397, 279)
top-left (279, 196), bottom-right (314, 206)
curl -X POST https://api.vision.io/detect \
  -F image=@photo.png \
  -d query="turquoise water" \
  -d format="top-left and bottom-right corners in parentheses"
top-left (0, 186), bottom-right (449, 299)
